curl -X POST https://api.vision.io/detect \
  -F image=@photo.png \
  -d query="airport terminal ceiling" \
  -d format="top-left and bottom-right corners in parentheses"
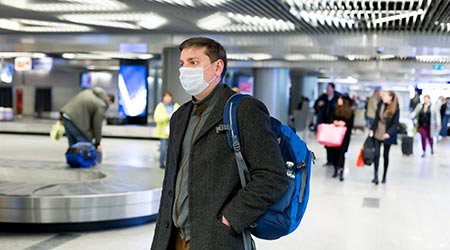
top-left (1, 0), bottom-right (450, 86)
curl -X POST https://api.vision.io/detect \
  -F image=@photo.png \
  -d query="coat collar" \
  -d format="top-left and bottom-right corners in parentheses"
top-left (193, 84), bottom-right (234, 145)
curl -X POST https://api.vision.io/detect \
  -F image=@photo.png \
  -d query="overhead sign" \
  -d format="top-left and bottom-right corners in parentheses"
top-left (14, 57), bottom-right (32, 71)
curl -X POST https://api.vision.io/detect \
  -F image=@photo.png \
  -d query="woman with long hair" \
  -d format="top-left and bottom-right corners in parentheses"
top-left (329, 95), bottom-right (354, 181)
top-left (411, 95), bottom-right (441, 157)
top-left (369, 91), bottom-right (400, 185)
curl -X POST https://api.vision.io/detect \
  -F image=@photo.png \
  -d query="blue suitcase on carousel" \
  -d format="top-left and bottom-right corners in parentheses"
top-left (65, 142), bottom-right (97, 168)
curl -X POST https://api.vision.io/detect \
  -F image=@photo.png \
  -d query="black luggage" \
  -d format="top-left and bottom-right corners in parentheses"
top-left (401, 136), bottom-right (413, 156)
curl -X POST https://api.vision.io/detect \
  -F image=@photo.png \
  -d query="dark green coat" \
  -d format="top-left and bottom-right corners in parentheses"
top-left (151, 85), bottom-right (289, 250)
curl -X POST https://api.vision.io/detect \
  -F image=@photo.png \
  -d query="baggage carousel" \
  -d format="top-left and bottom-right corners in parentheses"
top-left (0, 159), bottom-right (162, 232)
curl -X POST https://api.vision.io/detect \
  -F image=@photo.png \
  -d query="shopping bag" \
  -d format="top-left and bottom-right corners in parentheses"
top-left (50, 120), bottom-right (65, 141)
top-left (317, 123), bottom-right (347, 147)
top-left (356, 148), bottom-right (364, 168)
top-left (362, 136), bottom-right (375, 165)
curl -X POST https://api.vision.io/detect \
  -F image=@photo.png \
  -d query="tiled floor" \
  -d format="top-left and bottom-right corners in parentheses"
top-left (1, 132), bottom-right (450, 250)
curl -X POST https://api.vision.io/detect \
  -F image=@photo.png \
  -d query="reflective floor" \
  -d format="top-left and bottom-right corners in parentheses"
top-left (1, 132), bottom-right (450, 250)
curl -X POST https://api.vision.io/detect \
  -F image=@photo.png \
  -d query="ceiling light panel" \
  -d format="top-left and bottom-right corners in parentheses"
top-left (346, 55), bottom-right (372, 61)
top-left (0, 19), bottom-right (92, 32)
top-left (59, 13), bottom-right (167, 30)
top-left (0, 52), bottom-right (46, 58)
top-left (285, 54), bottom-right (306, 61)
top-left (283, 0), bottom-right (428, 31)
top-left (197, 12), bottom-right (295, 32)
top-left (309, 54), bottom-right (338, 61)
top-left (62, 53), bottom-right (112, 60)
top-left (91, 51), bottom-right (154, 60)
top-left (228, 53), bottom-right (272, 61)
top-left (416, 55), bottom-right (450, 63)
top-left (148, 0), bottom-right (232, 7)
top-left (0, 0), bottom-right (127, 12)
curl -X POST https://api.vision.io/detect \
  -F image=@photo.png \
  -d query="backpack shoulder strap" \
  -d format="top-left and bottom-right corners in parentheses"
top-left (224, 93), bottom-right (255, 250)
top-left (223, 93), bottom-right (250, 150)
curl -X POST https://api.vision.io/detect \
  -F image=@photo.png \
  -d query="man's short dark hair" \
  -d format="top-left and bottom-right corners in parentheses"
top-left (107, 93), bottom-right (115, 104)
top-left (327, 82), bottom-right (335, 89)
top-left (179, 37), bottom-right (227, 79)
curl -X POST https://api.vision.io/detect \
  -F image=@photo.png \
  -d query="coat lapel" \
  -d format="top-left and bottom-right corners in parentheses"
top-left (193, 85), bottom-right (234, 145)
top-left (172, 102), bottom-right (193, 165)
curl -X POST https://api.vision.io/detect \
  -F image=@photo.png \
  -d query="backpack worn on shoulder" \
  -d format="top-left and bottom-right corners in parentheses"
top-left (65, 142), bottom-right (97, 168)
top-left (220, 94), bottom-right (314, 249)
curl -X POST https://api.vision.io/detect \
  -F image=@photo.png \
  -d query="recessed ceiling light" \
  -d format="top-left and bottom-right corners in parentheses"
top-left (373, 9), bottom-right (425, 24)
top-left (416, 55), bottom-right (450, 63)
top-left (148, 0), bottom-right (231, 7)
top-left (0, 19), bottom-right (92, 32)
top-left (228, 53), bottom-right (272, 61)
top-left (59, 13), bottom-right (167, 30)
top-left (0, 52), bottom-right (46, 58)
top-left (0, 0), bottom-right (127, 12)
top-left (91, 51), bottom-right (154, 60)
top-left (309, 54), bottom-right (338, 61)
top-left (379, 54), bottom-right (396, 60)
top-left (346, 55), bottom-right (372, 61)
top-left (285, 54), bottom-right (306, 61)
top-left (197, 12), bottom-right (295, 32)
top-left (62, 53), bottom-right (111, 60)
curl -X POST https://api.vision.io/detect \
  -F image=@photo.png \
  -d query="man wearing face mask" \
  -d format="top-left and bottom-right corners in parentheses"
top-left (151, 37), bottom-right (289, 250)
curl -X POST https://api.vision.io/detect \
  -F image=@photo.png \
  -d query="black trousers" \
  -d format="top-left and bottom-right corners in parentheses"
top-left (373, 139), bottom-right (391, 180)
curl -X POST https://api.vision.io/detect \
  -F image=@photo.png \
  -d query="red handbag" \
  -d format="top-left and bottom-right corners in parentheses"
top-left (317, 123), bottom-right (347, 147)
top-left (356, 148), bottom-right (364, 168)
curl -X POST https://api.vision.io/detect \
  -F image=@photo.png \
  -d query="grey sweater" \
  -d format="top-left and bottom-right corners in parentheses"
top-left (61, 87), bottom-right (109, 145)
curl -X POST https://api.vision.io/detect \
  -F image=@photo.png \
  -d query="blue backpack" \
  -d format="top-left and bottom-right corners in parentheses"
top-left (223, 94), bottom-right (314, 243)
top-left (65, 142), bottom-right (97, 168)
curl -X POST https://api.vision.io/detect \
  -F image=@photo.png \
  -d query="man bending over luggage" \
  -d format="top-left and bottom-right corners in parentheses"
top-left (150, 37), bottom-right (289, 250)
top-left (60, 87), bottom-right (115, 156)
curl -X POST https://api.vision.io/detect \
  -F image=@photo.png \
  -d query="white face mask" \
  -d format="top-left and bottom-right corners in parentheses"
top-left (179, 64), bottom-right (216, 96)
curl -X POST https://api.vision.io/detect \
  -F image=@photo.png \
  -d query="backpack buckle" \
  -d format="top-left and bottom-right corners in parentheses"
top-left (216, 124), bottom-right (231, 134)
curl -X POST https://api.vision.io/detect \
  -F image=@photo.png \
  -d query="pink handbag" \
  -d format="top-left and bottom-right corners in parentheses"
top-left (317, 123), bottom-right (347, 147)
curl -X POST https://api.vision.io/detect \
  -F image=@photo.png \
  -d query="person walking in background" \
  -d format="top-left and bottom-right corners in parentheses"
top-left (154, 91), bottom-right (180, 169)
top-left (328, 95), bottom-right (354, 181)
top-left (439, 97), bottom-right (450, 139)
top-left (411, 95), bottom-right (441, 157)
top-left (314, 82), bottom-right (340, 166)
top-left (60, 87), bottom-right (115, 160)
top-left (410, 89), bottom-right (421, 112)
top-left (366, 89), bottom-right (380, 128)
top-left (370, 91), bottom-right (400, 185)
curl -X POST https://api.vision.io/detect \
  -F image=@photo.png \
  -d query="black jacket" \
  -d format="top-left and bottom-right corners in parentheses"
top-left (314, 92), bottom-right (341, 124)
top-left (151, 85), bottom-right (289, 250)
top-left (371, 101), bottom-right (400, 145)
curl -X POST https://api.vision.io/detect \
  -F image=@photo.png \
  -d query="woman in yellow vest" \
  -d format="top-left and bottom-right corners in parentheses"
top-left (154, 91), bottom-right (180, 168)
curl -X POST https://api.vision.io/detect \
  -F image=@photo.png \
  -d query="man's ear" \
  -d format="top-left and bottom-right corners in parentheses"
top-left (215, 59), bottom-right (224, 77)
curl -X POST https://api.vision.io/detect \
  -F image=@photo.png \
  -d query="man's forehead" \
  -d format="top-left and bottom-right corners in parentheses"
top-left (180, 47), bottom-right (207, 58)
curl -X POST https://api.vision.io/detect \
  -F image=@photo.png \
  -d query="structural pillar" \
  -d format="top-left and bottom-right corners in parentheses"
top-left (253, 68), bottom-right (290, 124)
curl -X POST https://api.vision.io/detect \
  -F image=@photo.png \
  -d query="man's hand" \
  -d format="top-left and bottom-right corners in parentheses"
top-left (221, 216), bottom-right (230, 227)
top-left (96, 145), bottom-right (102, 152)
top-left (383, 133), bottom-right (390, 140)
top-left (317, 100), bottom-right (325, 107)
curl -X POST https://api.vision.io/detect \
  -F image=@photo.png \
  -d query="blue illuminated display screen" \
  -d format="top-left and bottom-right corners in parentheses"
top-left (118, 65), bottom-right (148, 117)
top-left (80, 72), bottom-right (92, 89)
top-left (0, 63), bottom-right (14, 84)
